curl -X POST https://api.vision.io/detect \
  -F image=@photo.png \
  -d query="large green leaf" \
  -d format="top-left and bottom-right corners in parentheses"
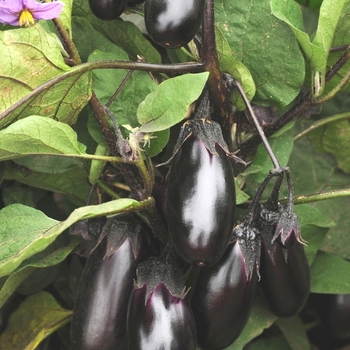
top-left (0, 199), bottom-right (139, 277)
top-left (310, 251), bottom-right (350, 293)
top-left (0, 24), bottom-right (91, 128)
top-left (0, 291), bottom-right (72, 350)
top-left (215, 26), bottom-right (256, 110)
top-left (308, 119), bottom-right (350, 174)
top-left (252, 128), bottom-right (294, 183)
top-left (0, 116), bottom-right (85, 173)
top-left (0, 237), bottom-right (79, 309)
top-left (215, 0), bottom-right (305, 107)
top-left (138, 73), bottom-right (209, 132)
top-left (275, 316), bottom-right (310, 350)
top-left (4, 165), bottom-right (92, 205)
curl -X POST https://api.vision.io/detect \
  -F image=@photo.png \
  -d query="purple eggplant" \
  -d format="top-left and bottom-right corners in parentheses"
top-left (127, 0), bottom-right (144, 5)
top-left (144, 0), bottom-right (205, 48)
top-left (89, 0), bottom-right (128, 20)
top-left (259, 235), bottom-right (310, 318)
top-left (70, 215), bottom-right (144, 350)
top-left (191, 236), bottom-right (259, 350)
top-left (127, 258), bottom-right (197, 349)
top-left (166, 134), bottom-right (235, 267)
top-left (127, 283), bottom-right (197, 350)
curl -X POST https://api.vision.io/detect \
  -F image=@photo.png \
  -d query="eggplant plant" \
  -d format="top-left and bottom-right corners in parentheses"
top-left (0, 0), bottom-right (350, 350)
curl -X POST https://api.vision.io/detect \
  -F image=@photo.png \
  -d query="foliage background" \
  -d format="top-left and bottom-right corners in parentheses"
top-left (0, 0), bottom-right (349, 349)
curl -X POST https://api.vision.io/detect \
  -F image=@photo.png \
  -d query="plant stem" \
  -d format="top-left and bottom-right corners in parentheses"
top-left (313, 67), bottom-right (350, 105)
top-left (294, 112), bottom-right (350, 142)
top-left (201, 0), bottom-right (232, 147)
top-left (291, 188), bottom-right (350, 205)
top-left (96, 179), bottom-right (121, 199)
top-left (234, 81), bottom-right (282, 170)
top-left (52, 18), bottom-right (82, 65)
top-left (238, 45), bottom-right (350, 159)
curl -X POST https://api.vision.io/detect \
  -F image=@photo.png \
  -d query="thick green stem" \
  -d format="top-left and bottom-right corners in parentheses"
top-left (294, 112), bottom-right (350, 142)
top-left (291, 188), bottom-right (350, 205)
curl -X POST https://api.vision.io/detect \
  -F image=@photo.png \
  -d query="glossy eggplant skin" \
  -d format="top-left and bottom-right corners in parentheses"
top-left (70, 238), bottom-right (138, 350)
top-left (144, 0), bottom-right (205, 48)
top-left (127, 283), bottom-right (197, 350)
top-left (89, 0), bottom-right (128, 20)
top-left (166, 136), bottom-right (235, 267)
top-left (191, 241), bottom-right (258, 350)
top-left (259, 238), bottom-right (310, 318)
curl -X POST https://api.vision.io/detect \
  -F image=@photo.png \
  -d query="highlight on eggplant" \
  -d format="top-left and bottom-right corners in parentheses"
top-left (144, 0), bottom-right (205, 48)
top-left (127, 257), bottom-right (197, 349)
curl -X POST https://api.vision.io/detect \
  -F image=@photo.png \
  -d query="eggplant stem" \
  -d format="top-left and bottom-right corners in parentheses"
top-left (230, 79), bottom-right (282, 171)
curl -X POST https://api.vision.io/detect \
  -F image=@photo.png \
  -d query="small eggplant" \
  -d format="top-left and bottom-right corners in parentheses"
top-left (191, 230), bottom-right (259, 350)
top-left (144, 0), bottom-right (205, 48)
top-left (89, 0), bottom-right (128, 20)
top-left (70, 215), bottom-right (144, 350)
top-left (259, 235), bottom-right (310, 317)
top-left (164, 101), bottom-right (237, 268)
top-left (127, 283), bottom-right (197, 350)
top-left (127, 258), bottom-right (197, 349)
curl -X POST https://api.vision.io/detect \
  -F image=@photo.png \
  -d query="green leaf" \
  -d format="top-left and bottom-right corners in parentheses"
top-left (72, 16), bottom-right (129, 62)
top-left (2, 186), bottom-right (36, 207)
top-left (88, 50), bottom-right (157, 129)
top-left (0, 199), bottom-right (139, 277)
top-left (4, 165), bottom-right (91, 206)
top-left (138, 73), bottom-right (209, 132)
top-left (215, 0), bottom-right (305, 107)
top-left (270, 0), bottom-right (327, 95)
top-left (0, 24), bottom-right (91, 127)
top-left (145, 129), bottom-right (171, 158)
top-left (0, 237), bottom-right (79, 309)
top-left (235, 180), bottom-right (250, 205)
top-left (308, 119), bottom-right (350, 173)
top-left (215, 26), bottom-right (256, 110)
top-left (249, 335), bottom-right (292, 350)
top-left (275, 316), bottom-right (310, 350)
top-left (310, 251), bottom-right (350, 293)
top-left (0, 291), bottom-right (72, 350)
top-left (89, 144), bottom-right (109, 185)
top-left (294, 204), bottom-right (335, 228)
top-left (0, 116), bottom-right (86, 173)
top-left (253, 128), bottom-right (294, 182)
top-left (225, 295), bottom-right (278, 349)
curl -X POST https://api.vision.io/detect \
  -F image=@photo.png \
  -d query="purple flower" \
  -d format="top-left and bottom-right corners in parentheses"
top-left (0, 0), bottom-right (63, 27)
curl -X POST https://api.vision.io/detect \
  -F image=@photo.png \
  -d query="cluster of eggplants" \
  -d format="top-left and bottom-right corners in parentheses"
top-left (88, 0), bottom-right (145, 21)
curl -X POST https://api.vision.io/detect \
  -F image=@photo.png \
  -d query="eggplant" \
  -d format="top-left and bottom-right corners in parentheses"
top-left (191, 237), bottom-right (258, 350)
top-left (70, 215), bottom-right (144, 350)
top-left (166, 134), bottom-right (235, 267)
top-left (89, 0), bottom-right (128, 20)
top-left (316, 293), bottom-right (350, 339)
top-left (144, 0), bottom-right (205, 48)
top-left (259, 236), bottom-right (310, 317)
top-left (127, 258), bottom-right (197, 350)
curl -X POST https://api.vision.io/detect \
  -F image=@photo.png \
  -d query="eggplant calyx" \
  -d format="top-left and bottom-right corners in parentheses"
top-left (134, 257), bottom-right (188, 304)
top-left (272, 210), bottom-right (306, 248)
top-left (232, 223), bottom-right (261, 281)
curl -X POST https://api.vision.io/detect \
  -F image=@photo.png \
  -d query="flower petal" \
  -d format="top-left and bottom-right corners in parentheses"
top-left (28, 1), bottom-right (64, 21)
